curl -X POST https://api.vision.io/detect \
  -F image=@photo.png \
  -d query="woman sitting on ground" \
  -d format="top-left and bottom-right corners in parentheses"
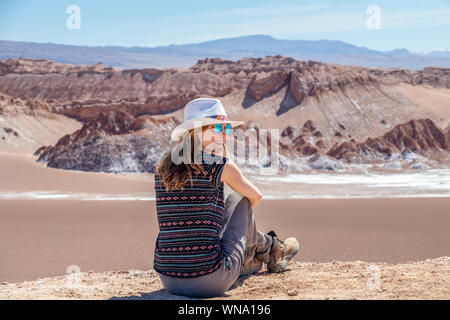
top-left (153, 97), bottom-right (299, 298)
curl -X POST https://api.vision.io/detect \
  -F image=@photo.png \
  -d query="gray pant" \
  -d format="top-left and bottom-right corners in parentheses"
top-left (158, 191), bottom-right (273, 298)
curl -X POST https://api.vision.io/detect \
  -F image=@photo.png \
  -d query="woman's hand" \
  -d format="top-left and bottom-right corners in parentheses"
top-left (220, 160), bottom-right (263, 207)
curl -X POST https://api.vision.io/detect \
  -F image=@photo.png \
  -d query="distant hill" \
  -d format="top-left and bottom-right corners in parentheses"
top-left (1, 35), bottom-right (450, 70)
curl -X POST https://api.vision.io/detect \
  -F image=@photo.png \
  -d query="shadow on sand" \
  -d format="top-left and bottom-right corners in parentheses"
top-left (108, 272), bottom-right (267, 300)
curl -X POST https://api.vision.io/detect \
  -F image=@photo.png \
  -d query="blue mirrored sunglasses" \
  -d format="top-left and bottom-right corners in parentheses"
top-left (213, 123), bottom-right (232, 135)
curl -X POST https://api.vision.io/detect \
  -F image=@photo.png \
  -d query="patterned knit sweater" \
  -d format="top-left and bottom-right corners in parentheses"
top-left (153, 151), bottom-right (227, 278)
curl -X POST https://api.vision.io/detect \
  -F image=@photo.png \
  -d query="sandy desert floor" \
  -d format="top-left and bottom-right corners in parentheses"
top-left (2, 195), bottom-right (450, 285)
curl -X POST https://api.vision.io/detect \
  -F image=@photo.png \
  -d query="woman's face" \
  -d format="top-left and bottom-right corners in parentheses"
top-left (200, 124), bottom-right (227, 155)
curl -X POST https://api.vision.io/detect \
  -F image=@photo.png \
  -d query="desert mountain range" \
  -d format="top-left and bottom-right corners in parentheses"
top-left (0, 56), bottom-right (449, 173)
top-left (2, 35), bottom-right (450, 70)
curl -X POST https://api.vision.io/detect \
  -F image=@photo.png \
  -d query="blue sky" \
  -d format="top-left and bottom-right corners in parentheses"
top-left (0, 0), bottom-right (449, 53)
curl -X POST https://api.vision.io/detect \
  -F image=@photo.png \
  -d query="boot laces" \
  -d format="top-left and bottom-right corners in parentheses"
top-left (272, 236), bottom-right (286, 251)
top-left (268, 230), bottom-right (286, 250)
top-left (276, 237), bottom-right (286, 250)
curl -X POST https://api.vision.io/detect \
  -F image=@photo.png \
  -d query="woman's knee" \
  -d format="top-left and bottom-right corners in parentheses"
top-left (239, 196), bottom-right (253, 218)
top-left (225, 191), bottom-right (243, 207)
top-left (241, 195), bottom-right (251, 207)
top-left (225, 192), bottom-right (252, 217)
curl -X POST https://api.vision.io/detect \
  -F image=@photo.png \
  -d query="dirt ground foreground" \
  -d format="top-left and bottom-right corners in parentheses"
top-left (1, 257), bottom-right (449, 300)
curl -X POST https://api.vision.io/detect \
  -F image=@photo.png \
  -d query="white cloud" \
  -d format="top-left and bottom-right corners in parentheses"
top-left (423, 48), bottom-right (450, 54)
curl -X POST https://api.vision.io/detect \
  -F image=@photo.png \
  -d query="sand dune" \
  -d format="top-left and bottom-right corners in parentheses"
top-left (395, 83), bottom-right (450, 128)
top-left (0, 151), bottom-right (153, 195)
top-left (0, 93), bottom-right (82, 155)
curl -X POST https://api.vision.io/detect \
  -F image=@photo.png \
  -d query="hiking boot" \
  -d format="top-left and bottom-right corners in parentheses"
top-left (266, 230), bottom-right (299, 273)
top-left (239, 256), bottom-right (263, 277)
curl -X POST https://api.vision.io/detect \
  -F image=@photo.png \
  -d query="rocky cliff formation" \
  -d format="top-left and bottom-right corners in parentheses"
top-left (1, 56), bottom-right (449, 172)
top-left (327, 119), bottom-right (449, 163)
top-left (34, 111), bottom-right (179, 173)
top-left (0, 58), bottom-right (233, 122)
top-left (33, 110), bottom-right (449, 173)
top-left (1, 57), bottom-right (449, 123)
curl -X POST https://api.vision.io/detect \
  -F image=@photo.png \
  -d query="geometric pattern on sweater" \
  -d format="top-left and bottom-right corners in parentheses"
top-left (153, 151), bottom-right (227, 278)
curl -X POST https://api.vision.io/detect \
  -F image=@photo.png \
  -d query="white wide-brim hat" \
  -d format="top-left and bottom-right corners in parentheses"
top-left (171, 97), bottom-right (244, 141)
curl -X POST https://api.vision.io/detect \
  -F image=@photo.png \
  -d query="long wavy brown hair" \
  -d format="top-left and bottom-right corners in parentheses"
top-left (156, 125), bottom-right (227, 192)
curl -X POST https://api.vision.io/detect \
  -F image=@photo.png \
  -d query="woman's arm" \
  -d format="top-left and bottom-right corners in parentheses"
top-left (220, 160), bottom-right (263, 207)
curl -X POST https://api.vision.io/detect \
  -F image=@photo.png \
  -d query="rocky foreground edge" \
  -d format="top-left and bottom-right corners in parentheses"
top-left (1, 257), bottom-right (449, 300)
